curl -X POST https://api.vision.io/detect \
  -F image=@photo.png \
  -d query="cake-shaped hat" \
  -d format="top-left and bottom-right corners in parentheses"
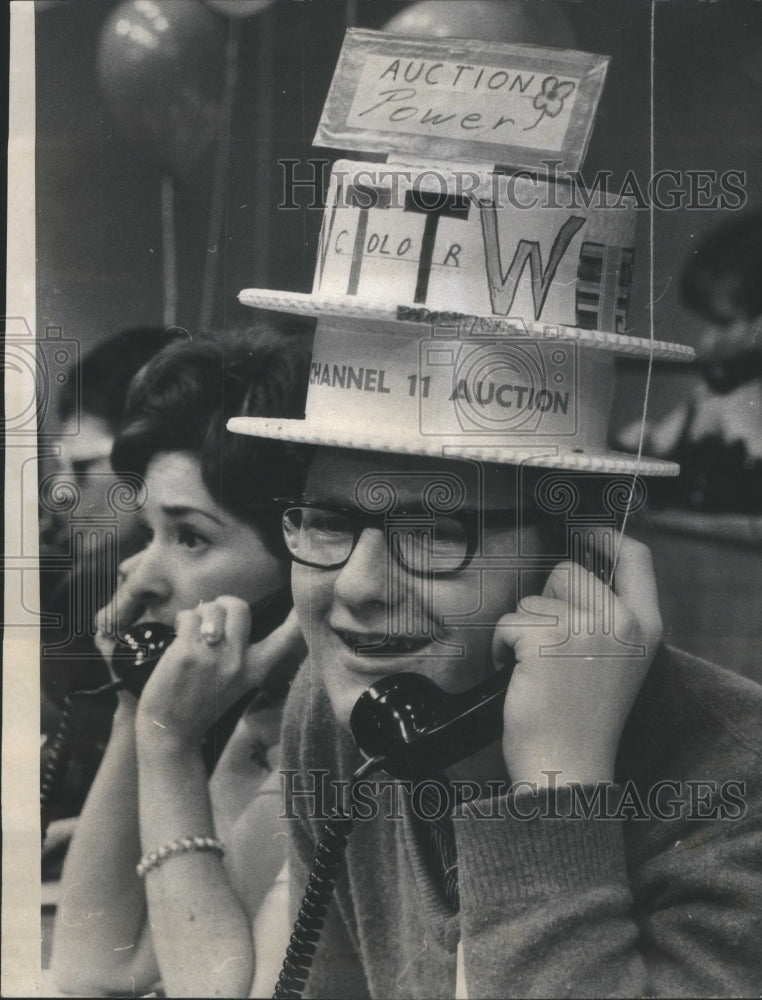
top-left (230, 29), bottom-right (693, 475)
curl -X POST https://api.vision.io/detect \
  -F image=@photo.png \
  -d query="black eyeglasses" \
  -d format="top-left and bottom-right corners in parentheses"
top-left (276, 499), bottom-right (522, 577)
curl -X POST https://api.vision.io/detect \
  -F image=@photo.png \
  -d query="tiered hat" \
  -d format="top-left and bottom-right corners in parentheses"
top-left (230, 29), bottom-right (693, 475)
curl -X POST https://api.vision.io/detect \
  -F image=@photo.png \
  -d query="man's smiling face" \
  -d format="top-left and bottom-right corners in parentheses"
top-left (290, 448), bottom-right (547, 731)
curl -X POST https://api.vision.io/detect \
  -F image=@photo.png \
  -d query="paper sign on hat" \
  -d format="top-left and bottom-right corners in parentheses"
top-left (230, 29), bottom-right (694, 476)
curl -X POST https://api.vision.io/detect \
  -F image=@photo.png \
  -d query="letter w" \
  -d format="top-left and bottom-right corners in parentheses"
top-left (420, 107), bottom-right (456, 126)
top-left (480, 209), bottom-right (585, 319)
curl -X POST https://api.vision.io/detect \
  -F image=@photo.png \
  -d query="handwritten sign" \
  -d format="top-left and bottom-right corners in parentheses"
top-left (313, 162), bottom-right (637, 334)
top-left (315, 29), bottom-right (609, 171)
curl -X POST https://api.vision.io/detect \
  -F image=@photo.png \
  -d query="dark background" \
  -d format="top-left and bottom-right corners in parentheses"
top-left (34, 0), bottom-right (762, 677)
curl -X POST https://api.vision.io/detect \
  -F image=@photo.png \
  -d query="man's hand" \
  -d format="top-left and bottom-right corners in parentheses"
top-left (494, 535), bottom-right (663, 787)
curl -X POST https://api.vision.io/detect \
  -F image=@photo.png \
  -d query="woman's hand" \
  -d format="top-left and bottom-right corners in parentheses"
top-left (94, 557), bottom-right (146, 689)
top-left (494, 535), bottom-right (663, 787)
top-left (135, 599), bottom-right (307, 750)
top-left (244, 606), bottom-right (307, 694)
top-left (135, 596), bottom-right (252, 749)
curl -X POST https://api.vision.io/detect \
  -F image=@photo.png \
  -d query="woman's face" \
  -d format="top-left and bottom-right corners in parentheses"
top-left (118, 451), bottom-right (287, 629)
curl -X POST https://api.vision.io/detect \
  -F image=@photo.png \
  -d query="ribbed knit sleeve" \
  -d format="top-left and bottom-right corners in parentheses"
top-left (280, 647), bottom-right (762, 999)
top-left (454, 787), bottom-right (640, 998)
top-left (453, 782), bottom-right (762, 998)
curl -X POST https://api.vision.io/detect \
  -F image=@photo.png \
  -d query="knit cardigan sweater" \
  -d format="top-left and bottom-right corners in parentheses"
top-left (281, 646), bottom-right (762, 998)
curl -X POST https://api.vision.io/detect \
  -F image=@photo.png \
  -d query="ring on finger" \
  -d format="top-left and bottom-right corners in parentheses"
top-left (199, 621), bottom-right (224, 646)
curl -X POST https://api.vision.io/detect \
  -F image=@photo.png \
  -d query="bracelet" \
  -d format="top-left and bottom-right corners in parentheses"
top-left (136, 836), bottom-right (225, 877)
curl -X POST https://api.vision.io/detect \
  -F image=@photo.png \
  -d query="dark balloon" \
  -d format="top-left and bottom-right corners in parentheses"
top-left (383, 0), bottom-right (577, 48)
top-left (96, 0), bottom-right (227, 177)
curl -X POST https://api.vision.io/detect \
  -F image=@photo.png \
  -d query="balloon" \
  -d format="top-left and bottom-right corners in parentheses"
top-left (96, 0), bottom-right (227, 178)
top-left (383, 0), bottom-right (577, 48)
top-left (204, 0), bottom-right (277, 18)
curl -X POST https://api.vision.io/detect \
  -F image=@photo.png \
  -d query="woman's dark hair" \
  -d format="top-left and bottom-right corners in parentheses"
top-left (111, 319), bottom-right (314, 555)
top-left (680, 208), bottom-right (762, 323)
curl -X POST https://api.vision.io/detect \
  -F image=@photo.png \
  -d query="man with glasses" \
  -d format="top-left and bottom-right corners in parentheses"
top-left (277, 450), bottom-right (580, 742)
top-left (207, 293), bottom-right (762, 997)
top-left (220, 444), bottom-right (757, 998)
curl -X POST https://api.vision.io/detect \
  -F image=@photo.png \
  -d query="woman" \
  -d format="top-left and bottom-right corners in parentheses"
top-left (51, 326), bottom-right (311, 998)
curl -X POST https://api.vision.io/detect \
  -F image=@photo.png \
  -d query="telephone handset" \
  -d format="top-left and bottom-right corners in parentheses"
top-left (349, 653), bottom-right (516, 779)
top-left (272, 654), bottom-right (517, 999)
top-left (41, 588), bottom-right (294, 844)
top-left (110, 622), bottom-right (175, 697)
top-left (348, 539), bottom-right (614, 777)
top-left (110, 587), bottom-right (294, 698)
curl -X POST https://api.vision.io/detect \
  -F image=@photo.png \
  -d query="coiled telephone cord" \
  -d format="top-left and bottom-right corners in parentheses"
top-left (272, 812), bottom-right (353, 1000)
top-left (272, 755), bottom-right (384, 1000)
top-left (40, 680), bottom-right (122, 846)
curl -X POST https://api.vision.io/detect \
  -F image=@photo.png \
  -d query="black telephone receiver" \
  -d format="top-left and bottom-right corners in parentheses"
top-left (349, 539), bottom-right (617, 777)
top-left (272, 654), bottom-right (518, 999)
top-left (347, 535), bottom-right (614, 778)
top-left (110, 587), bottom-right (294, 698)
top-left (349, 652), bottom-right (516, 778)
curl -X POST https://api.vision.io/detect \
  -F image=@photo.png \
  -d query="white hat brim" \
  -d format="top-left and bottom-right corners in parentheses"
top-left (239, 289), bottom-right (695, 364)
top-left (228, 415), bottom-right (680, 477)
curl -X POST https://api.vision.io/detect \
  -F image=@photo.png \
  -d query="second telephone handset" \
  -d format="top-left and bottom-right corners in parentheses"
top-left (350, 544), bottom-right (615, 778)
top-left (272, 650), bottom-right (517, 1000)
top-left (349, 652), bottom-right (516, 778)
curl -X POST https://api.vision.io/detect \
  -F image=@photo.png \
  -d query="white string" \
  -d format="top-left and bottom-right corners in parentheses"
top-left (608, 0), bottom-right (657, 587)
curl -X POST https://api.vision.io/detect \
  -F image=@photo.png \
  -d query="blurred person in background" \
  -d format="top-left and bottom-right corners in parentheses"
top-left (51, 324), bottom-right (312, 998)
top-left (677, 208), bottom-right (762, 510)
top-left (617, 209), bottom-right (762, 512)
top-left (41, 327), bottom-right (185, 826)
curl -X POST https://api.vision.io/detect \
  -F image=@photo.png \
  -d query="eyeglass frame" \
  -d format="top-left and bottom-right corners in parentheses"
top-left (274, 497), bottom-right (530, 577)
